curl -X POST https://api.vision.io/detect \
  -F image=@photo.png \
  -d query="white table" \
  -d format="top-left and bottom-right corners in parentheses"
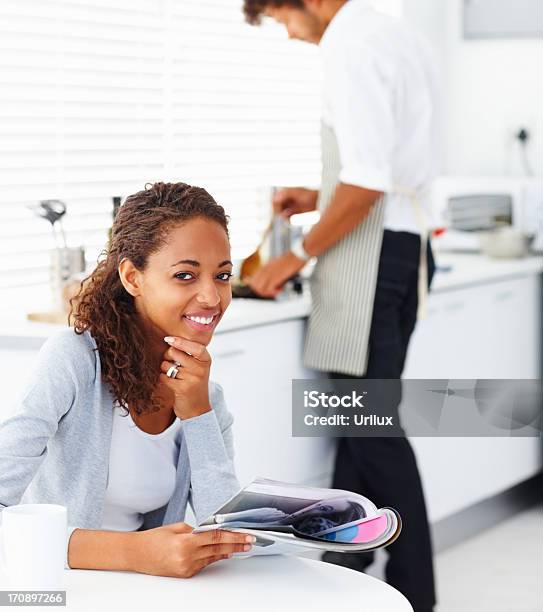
top-left (1, 556), bottom-right (413, 611)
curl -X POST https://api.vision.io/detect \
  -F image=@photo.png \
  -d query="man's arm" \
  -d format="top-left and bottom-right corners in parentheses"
top-left (246, 183), bottom-right (383, 297)
top-left (303, 183), bottom-right (383, 257)
top-left (302, 40), bottom-right (393, 258)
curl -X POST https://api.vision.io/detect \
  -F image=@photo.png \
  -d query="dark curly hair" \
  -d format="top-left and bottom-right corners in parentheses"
top-left (71, 182), bottom-right (229, 417)
top-left (243, 0), bottom-right (304, 25)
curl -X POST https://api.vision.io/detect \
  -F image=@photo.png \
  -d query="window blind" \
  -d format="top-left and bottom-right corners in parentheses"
top-left (0, 0), bottom-right (323, 293)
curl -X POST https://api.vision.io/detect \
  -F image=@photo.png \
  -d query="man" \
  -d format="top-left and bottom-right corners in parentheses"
top-left (243, 1), bottom-right (439, 611)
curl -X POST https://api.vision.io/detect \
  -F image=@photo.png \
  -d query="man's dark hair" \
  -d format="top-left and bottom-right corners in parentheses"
top-left (243, 0), bottom-right (304, 25)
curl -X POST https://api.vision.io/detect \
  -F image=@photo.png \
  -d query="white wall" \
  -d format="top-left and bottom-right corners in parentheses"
top-left (403, 0), bottom-right (448, 71)
top-left (445, 0), bottom-right (543, 176)
top-left (404, 0), bottom-right (543, 177)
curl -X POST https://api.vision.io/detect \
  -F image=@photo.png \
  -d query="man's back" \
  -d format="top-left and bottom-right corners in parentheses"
top-left (320, 1), bottom-right (441, 231)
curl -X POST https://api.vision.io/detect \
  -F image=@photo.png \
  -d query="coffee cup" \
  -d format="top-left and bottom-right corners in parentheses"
top-left (0, 504), bottom-right (67, 590)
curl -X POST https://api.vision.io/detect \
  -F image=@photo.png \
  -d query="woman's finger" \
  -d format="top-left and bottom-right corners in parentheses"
top-left (163, 346), bottom-right (206, 369)
top-left (195, 529), bottom-right (255, 547)
top-left (194, 542), bottom-right (252, 559)
top-left (164, 336), bottom-right (210, 362)
top-left (194, 541), bottom-right (250, 560)
top-left (160, 360), bottom-right (184, 378)
top-left (207, 554), bottom-right (231, 564)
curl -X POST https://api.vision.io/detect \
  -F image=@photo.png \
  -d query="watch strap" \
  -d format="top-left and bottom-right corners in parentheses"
top-left (291, 236), bottom-right (311, 262)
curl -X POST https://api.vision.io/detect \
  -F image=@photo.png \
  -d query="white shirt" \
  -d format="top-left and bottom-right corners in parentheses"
top-left (319, 0), bottom-right (442, 233)
top-left (101, 405), bottom-right (182, 531)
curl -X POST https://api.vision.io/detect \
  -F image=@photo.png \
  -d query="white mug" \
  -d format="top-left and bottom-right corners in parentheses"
top-left (0, 504), bottom-right (67, 590)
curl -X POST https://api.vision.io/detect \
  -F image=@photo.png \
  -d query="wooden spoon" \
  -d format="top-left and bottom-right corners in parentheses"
top-left (239, 218), bottom-right (274, 281)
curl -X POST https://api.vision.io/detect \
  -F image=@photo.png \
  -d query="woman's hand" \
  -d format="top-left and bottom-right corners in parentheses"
top-left (159, 336), bottom-right (212, 420)
top-left (132, 522), bottom-right (254, 578)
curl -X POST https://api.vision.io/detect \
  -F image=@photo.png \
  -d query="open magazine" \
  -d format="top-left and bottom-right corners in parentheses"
top-left (193, 477), bottom-right (402, 557)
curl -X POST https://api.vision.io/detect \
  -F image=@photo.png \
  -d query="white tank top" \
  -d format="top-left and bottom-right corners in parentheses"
top-left (101, 405), bottom-right (181, 531)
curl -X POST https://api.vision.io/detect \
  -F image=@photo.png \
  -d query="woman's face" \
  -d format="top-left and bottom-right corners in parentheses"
top-left (121, 216), bottom-right (232, 347)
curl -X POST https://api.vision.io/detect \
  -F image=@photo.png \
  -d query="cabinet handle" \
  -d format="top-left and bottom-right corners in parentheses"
top-left (213, 349), bottom-right (246, 359)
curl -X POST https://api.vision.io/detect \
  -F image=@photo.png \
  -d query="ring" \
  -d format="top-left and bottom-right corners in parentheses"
top-left (166, 365), bottom-right (179, 379)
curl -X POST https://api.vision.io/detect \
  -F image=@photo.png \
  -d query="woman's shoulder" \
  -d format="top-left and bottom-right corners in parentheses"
top-left (41, 326), bottom-right (96, 354)
top-left (38, 327), bottom-right (98, 380)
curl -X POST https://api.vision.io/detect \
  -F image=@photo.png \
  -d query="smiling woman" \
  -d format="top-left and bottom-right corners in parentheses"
top-left (0, 182), bottom-right (253, 579)
top-left (73, 182), bottom-right (233, 419)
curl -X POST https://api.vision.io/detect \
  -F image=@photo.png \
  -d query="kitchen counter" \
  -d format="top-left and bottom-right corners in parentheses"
top-left (430, 251), bottom-right (543, 292)
top-left (1, 252), bottom-right (542, 349)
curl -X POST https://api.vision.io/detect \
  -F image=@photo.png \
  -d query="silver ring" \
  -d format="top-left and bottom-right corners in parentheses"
top-left (166, 365), bottom-right (179, 379)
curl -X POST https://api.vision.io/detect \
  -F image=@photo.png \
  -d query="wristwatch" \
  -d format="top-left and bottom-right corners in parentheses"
top-left (290, 236), bottom-right (312, 262)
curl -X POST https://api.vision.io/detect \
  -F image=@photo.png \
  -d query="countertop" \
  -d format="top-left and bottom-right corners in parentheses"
top-left (1, 252), bottom-right (542, 349)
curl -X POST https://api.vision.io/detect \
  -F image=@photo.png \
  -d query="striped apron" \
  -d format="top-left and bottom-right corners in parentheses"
top-left (303, 122), bottom-right (385, 376)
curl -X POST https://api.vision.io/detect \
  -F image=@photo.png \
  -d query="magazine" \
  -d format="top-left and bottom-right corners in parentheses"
top-left (193, 477), bottom-right (401, 557)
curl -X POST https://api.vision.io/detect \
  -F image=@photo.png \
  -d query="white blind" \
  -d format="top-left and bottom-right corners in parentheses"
top-left (0, 0), bottom-right (322, 291)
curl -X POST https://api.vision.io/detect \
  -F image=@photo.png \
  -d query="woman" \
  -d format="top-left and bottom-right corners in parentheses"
top-left (0, 182), bottom-right (254, 578)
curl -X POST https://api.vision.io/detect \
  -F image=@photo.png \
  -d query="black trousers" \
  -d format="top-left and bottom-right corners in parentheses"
top-left (322, 230), bottom-right (437, 612)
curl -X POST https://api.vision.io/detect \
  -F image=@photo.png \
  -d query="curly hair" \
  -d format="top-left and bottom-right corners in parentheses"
top-left (243, 0), bottom-right (304, 25)
top-left (71, 182), bottom-right (229, 417)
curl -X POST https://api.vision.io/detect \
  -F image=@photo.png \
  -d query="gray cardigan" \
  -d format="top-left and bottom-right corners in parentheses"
top-left (0, 327), bottom-right (240, 568)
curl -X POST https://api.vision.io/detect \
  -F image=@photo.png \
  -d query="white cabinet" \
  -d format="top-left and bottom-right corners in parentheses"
top-left (403, 274), bottom-right (542, 521)
top-left (404, 274), bottom-right (541, 378)
top-left (208, 320), bottom-right (335, 488)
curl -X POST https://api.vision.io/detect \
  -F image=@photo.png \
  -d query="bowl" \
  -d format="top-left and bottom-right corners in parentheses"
top-left (478, 227), bottom-right (535, 258)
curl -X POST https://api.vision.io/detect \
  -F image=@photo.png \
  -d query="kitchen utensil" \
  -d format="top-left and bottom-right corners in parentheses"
top-left (28, 199), bottom-right (68, 248)
top-left (479, 226), bottom-right (535, 258)
top-left (269, 214), bottom-right (293, 260)
top-left (239, 218), bottom-right (273, 281)
top-left (239, 186), bottom-right (282, 281)
top-left (50, 247), bottom-right (86, 309)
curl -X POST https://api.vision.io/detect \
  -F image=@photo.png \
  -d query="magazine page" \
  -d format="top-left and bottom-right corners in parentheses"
top-left (197, 477), bottom-right (378, 539)
top-left (243, 477), bottom-right (379, 514)
top-left (194, 508), bottom-right (401, 556)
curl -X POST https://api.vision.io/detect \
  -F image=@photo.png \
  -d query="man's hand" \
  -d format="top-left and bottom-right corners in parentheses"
top-left (247, 251), bottom-right (306, 298)
top-left (159, 337), bottom-right (212, 420)
top-left (273, 187), bottom-right (318, 218)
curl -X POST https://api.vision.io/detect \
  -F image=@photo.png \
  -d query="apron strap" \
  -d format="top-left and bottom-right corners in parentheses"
top-left (390, 186), bottom-right (430, 320)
